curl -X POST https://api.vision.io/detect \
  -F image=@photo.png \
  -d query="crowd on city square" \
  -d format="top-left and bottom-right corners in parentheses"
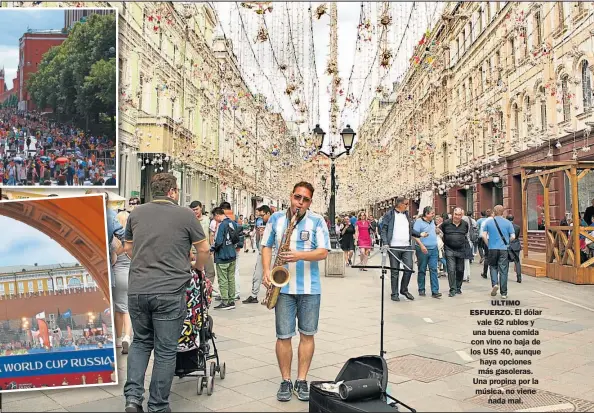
top-left (0, 108), bottom-right (116, 186)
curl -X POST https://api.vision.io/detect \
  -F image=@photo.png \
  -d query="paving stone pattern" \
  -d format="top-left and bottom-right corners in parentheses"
top-left (1, 252), bottom-right (594, 412)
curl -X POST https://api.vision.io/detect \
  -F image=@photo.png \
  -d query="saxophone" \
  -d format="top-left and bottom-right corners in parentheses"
top-left (263, 208), bottom-right (300, 310)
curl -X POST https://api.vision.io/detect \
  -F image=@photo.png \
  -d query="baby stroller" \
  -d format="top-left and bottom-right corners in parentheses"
top-left (175, 269), bottom-right (226, 396)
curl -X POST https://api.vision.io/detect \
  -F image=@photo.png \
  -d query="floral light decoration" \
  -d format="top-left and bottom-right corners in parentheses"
top-left (240, 2), bottom-right (273, 14)
top-left (315, 4), bottom-right (328, 19)
top-left (146, 5), bottom-right (174, 33)
top-left (358, 17), bottom-right (373, 42)
top-left (254, 24), bottom-right (269, 43)
top-left (380, 49), bottom-right (393, 68)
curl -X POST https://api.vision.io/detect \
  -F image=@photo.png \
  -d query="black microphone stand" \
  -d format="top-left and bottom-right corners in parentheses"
top-left (351, 245), bottom-right (417, 413)
top-left (351, 245), bottom-right (415, 358)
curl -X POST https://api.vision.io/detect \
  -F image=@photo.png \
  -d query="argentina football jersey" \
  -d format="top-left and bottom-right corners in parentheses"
top-left (262, 210), bottom-right (331, 294)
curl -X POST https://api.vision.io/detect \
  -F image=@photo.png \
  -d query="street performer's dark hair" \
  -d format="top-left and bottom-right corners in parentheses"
top-left (219, 201), bottom-right (231, 210)
top-left (151, 173), bottom-right (177, 197)
top-left (257, 205), bottom-right (271, 215)
top-left (293, 181), bottom-right (315, 196)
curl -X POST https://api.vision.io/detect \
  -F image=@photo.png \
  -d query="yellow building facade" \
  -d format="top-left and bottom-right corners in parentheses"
top-left (0, 263), bottom-right (95, 297)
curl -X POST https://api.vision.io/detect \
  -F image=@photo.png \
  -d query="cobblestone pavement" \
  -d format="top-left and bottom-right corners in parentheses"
top-left (2, 250), bottom-right (594, 412)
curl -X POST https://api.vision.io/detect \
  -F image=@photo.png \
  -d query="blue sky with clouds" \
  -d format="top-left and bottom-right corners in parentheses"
top-left (0, 215), bottom-right (77, 267)
top-left (0, 9), bottom-right (64, 85)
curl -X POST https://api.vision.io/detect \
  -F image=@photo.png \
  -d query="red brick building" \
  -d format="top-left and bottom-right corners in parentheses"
top-left (0, 67), bottom-right (18, 106)
top-left (17, 30), bottom-right (68, 111)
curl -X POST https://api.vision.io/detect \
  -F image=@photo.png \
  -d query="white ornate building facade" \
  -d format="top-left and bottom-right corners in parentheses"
top-left (346, 2), bottom-right (594, 251)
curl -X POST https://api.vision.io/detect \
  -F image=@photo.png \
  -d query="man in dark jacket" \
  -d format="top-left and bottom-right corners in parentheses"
top-left (507, 215), bottom-right (522, 283)
top-left (211, 207), bottom-right (238, 310)
top-left (380, 197), bottom-right (428, 301)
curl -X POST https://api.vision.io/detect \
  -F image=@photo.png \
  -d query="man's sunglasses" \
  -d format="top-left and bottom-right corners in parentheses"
top-left (293, 194), bottom-right (312, 203)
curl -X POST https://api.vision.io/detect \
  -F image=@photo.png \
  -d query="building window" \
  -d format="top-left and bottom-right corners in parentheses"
top-left (28, 281), bottom-right (34, 292)
top-left (37, 279), bottom-right (43, 291)
top-left (480, 67), bottom-right (485, 93)
top-left (582, 60), bottom-right (592, 109)
top-left (56, 278), bottom-right (63, 289)
top-left (509, 37), bottom-right (516, 68)
top-left (534, 11), bottom-right (543, 46)
top-left (86, 275), bottom-right (93, 285)
top-left (557, 2), bottom-right (565, 30)
top-left (527, 177), bottom-right (545, 230)
top-left (561, 75), bottom-right (571, 122)
top-left (478, 7), bottom-right (483, 33)
top-left (0, 284), bottom-right (4, 295)
top-left (18, 282), bottom-right (24, 293)
top-left (468, 78), bottom-right (473, 102)
top-left (482, 126), bottom-right (487, 155)
top-left (9, 283), bottom-right (14, 294)
top-left (513, 103), bottom-right (519, 140)
top-left (540, 86), bottom-right (547, 131)
top-left (68, 277), bottom-right (82, 288)
top-left (524, 96), bottom-right (531, 142)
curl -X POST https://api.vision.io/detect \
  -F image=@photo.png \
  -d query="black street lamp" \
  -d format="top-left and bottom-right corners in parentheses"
top-left (313, 124), bottom-right (356, 249)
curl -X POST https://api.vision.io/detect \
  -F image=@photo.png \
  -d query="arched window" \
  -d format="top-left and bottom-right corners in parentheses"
top-left (582, 60), bottom-right (592, 109)
top-left (68, 278), bottom-right (82, 288)
top-left (557, 2), bottom-right (565, 30)
top-left (513, 103), bottom-right (520, 140)
top-left (524, 96), bottom-right (531, 141)
top-left (509, 37), bottom-right (516, 68)
top-left (539, 86), bottom-right (547, 131)
top-left (534, 11), bottom-right (543, 46)
top-left (561, 75), bottom-right (571, 122)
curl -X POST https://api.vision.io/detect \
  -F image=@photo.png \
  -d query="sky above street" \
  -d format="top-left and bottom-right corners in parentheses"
top-left (0, 9), bottom-right (64, 87)
top-left (0, 214), bottom-right (77, 267)
top-left (213, 2), bottom-right (444, 146)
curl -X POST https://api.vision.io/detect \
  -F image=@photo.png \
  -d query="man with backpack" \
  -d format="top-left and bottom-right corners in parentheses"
top-left (482, 205), bottom-right (515, 299)
top-left (211, 207), bottom-right (240, 310)
top-left (220, 201), bottom-right (244, 300)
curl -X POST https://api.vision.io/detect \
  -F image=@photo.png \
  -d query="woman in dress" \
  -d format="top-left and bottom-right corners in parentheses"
top-left (355, 211), bottom-right (372, 270)
top-left (340, 217), bottom-right (355, 266)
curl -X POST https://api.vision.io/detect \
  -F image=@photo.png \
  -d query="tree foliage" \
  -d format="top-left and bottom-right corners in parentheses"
top-left (27, 13), bottom-right (116, 120)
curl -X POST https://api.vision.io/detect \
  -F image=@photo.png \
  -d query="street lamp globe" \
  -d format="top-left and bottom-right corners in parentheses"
top-left (312, 124), bottom-right (326, 150)
top-left (109, 47), bottom-right (115, 55)
top-left (340, 124), bottom-right (356, 153)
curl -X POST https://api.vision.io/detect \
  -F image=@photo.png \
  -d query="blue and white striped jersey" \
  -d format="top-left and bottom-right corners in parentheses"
top-left (262, 209), bottom-right (331, 295)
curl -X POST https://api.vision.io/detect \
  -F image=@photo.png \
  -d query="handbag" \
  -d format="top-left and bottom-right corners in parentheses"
top-left (493, 218), bottom-right (515, 261)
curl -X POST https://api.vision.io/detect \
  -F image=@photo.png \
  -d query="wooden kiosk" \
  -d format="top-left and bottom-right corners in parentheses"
top-left (521, 161), bottom-right (594, 284)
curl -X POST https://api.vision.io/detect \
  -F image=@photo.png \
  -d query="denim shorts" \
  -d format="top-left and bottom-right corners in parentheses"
top-left (274, 293), bottom-right (321, 339)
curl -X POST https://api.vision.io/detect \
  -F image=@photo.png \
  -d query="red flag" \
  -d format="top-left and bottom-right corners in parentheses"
top-left (37, 319), bottom-right (51, 350)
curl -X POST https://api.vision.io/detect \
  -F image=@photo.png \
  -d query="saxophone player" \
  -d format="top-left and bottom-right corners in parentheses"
top-left (262, 181), bottom-right (331, 403)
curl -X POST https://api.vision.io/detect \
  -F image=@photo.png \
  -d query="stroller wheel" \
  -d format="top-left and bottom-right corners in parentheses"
top-left (197, 376), bottom-right (206, 395)
top-left (206, 376), bottom-right (214, 396)
top-left (220, 362), bottom-right (226, 380)
top-left (209, 361), bottom-right (216, 378)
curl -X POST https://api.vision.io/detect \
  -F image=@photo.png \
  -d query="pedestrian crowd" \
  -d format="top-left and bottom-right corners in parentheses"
top-left (333, 200), bottom-right (522, 300)
top-left (0, 108), bottom-right (115, 186)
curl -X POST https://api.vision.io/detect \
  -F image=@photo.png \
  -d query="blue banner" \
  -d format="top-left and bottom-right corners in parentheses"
top-left (62, 310), bottom-right (72, 318)
top-left (0, 348), bottom-right (115, 379)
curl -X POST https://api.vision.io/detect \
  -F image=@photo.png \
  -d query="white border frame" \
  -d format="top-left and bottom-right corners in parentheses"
top-left (0, 7), bottom-right (119, 190)
top-left (0, 192), bottom-right (119, 394)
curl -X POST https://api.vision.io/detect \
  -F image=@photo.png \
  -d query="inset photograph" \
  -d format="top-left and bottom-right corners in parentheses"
top-left (0, 8), bottom-right (117, 187)
top-left (0, 194), bottom-right (117, 392)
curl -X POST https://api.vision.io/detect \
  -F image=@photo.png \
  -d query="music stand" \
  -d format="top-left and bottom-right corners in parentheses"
top-left (351, 245), bottom-right (418, 413)
top-left (351, 245), bottom-right (415, 358)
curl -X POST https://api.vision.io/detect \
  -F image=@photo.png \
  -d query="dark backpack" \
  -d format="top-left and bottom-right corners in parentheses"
top-left (469, 220), bottom-right (480, 244)
top-left (226, 221), bottom-right (242, 245)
